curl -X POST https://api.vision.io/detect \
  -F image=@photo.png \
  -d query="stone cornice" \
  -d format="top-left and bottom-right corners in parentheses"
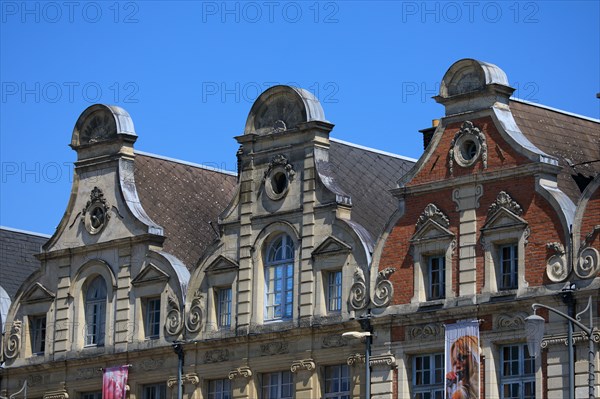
top-left (392, 163), bottom-right (561, 198)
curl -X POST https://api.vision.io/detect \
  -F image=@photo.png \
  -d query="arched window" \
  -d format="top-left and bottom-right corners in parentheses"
top-left (264, 234), bottom-right (294, 321)
top-left (85, 276), bottom-right (106, 346)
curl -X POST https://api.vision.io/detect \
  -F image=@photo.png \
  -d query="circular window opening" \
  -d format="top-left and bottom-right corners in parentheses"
top-left (461, 140), bottom-right (478, 161)
top-left (272, 172), bottom-right (288, 195)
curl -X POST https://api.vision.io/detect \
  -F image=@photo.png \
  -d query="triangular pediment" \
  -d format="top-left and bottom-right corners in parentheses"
top-left (131, 263), bottom-right (170, 286)
top-left (312, 236), bottom-right (352, 257)
top-left (21, 283), bottom-right (55, 304)
top-left (205, 255), bottom-right (239, 274)
top-left (410, 219), bottom-right (454, 243)
top-left (482, 207), bottom-right (527, 231)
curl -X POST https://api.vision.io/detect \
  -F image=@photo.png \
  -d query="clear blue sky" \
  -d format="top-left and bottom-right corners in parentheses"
top-left (1, 1), bottom-right (599, 235)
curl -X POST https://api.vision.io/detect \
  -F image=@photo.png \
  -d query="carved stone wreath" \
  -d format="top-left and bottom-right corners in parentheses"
top-left (449, 121), bottom-right (487, 174)
top-left (82, 186), bottom-right (110, 234)
top-left (263, 155), bottom-right (296, 201)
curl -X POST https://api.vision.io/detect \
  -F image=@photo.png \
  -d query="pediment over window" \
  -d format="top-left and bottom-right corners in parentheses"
top-left (131, 263), bottom-right (170, 286)
top-left (21, 283), bottom-right (55, 304)
top-left (482, 207), bottom-right (527, 231)
top-left (205, 255), bottom-right (239, 274)
top-left (410, 219), bottom-right (454, 243)
top-left (312, 236), bottom-right (352, 257)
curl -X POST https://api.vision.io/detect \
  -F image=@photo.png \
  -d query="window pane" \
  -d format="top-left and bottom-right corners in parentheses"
top-left (208, 379), bottom-right (232, 399)
top-left (30, 315), bottom-right (46, 354)
top-left (413, 353), bottom-right (444, 397)
top-left (145, 297), bottom-right (161, 338)
top-left (428, 257), bottom-right (445, 300)
top-left (265, 235), bottom-right (294, 321)
top-left (217, 288), bottom-right (232, 328)
top-left (324, 365), bottom-right (350, 398)
top-left (500, 344), bottom-right (535, 399)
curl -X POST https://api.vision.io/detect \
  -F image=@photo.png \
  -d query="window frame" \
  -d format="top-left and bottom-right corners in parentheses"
top-left (427, 256), bottom-right (446, 301)
top-left (499, 344), bottom-right (536, 399)
top-left (498, 244), bottom-right (518, 291)
top-left (80, 392), bottom-right (102, 399)
top-left (327, 270), bottom-right (343, 312)
top-left (142, 383), bottom-right (167, 399)
top-left (216, 287), bottom-right (232, 328)
top-left (207, 378), bottom-right (232, 399)
top-left (144, 296), bottom-right (161, 339)
top-left (261, 370), bottom-right (294, 399)
top-left (264, 234), bottom-right (295, 322)
top-left (323, 364), bottom-right (350, 399)
top-left (28, 314), bottom-right (46, 355)
top-left (84, 276), bottom-right (107, 347)
top-left (412, 353), bottom-right (444, 399)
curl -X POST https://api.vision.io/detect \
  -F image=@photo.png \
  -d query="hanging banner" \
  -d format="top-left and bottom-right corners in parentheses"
top-left (102, 365), bottom-right (129, 399)
top-left (445, 320), bottom-right (480, 399)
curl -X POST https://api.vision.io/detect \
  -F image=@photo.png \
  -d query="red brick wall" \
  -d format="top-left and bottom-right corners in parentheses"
top-left (409, 116), bottom-right (530, 186)
top-left (579, 187), bottom-right (600, 249)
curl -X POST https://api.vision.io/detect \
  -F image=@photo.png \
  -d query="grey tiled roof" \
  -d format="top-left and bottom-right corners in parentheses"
top-left (0, 227), bottom-right (47, 300)
top-left (329, 139), bottom-right (416, 241)
top-left (510, 99), bottom-right (600, 203)
top-left (134, 152), bottom-right (238, 270)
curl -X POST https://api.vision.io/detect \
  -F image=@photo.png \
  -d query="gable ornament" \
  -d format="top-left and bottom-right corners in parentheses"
top-left (82, 186), bottom-right (110, 234)
top-left (185, 291), bottom-right (204, 333)
top-left (575, 225), bottom-right (600, 279)
top-left (165, 295), bottom-right (184, 336)
top-left (448, 121), bottom-right (487, 175)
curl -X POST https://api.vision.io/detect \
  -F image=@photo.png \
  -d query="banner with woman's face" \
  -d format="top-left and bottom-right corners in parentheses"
top-left (445, 320), bottom-right (480, 399)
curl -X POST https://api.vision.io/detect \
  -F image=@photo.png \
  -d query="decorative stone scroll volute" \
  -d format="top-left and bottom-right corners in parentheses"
top-left (165, 295), bottom-right (184, 336)
top-left (546, 242), bottom-right (569, 283)
top-left (228, 366), bottom-right (253, 380)
top-left (185, 291), bottom-right (204, 333)
top-left (372, 267), bottom-right (396, 307)
top-left (575, 225), bottom-right (600, 279)
top-left (167, 373), bottom-right (200, 388)
top-left (346, 353), bottom-right (365, 366)
top-left (43, 385), bottom-right (69, 399)
top-left (349, 266), bottom-right (396, 310)
top-left (4, 319), bottom-right (22, 360)
top-left (290, 359), bottom-right (316, 373)
top-left (349, 267), bottom-right (368, 310)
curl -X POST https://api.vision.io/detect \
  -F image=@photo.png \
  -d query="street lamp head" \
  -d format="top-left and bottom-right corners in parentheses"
top-left (525, 314), bottom-right (546, 358)
top-left (342, 331), bottom-right (372, 339)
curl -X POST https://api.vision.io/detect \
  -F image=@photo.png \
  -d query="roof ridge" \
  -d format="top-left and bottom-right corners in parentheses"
top-left (134, 150), bottom-right (238, 176)
top-left (330, 137), bottom-right (417, 162)
top-left (0, 226), bottom-right (51, 238)
top-left (510, 98), bottom-right (600, 124)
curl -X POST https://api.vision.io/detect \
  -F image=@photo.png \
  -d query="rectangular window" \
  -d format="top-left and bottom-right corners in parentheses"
top-left (413, 353), bottom-right (444, 399)
top-left (324, 364), bottom-right (350, 399)
top-left (143, 384), bottom-right (166, 399)
top-left (217, 287), bottom-right (232, 328)
top-left (145, 297), bottom-right (161, 339)
top-left (500, 344), bottom-right (535, 399)
top-left (261, 371), bottom-right (293, 399)
top-left (29, 315), bottom-right (46, 354)
top-left (208, 378), bottom-right (232, 399)
top-left (428, 256), bottom-right (445, 300)
top-left (81, 392), bottom-right (101, 399)
top-left (327, 271), bottom-right (342, 312)
top-left (499, 244), bottom-right (518, 290)
top-left (265, 264), bottom-right (293, 320)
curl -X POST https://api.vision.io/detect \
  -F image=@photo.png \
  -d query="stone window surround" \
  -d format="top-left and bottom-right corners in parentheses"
top-left (313, 255), bottom-right (352, 318)
top-left (206, 268), bottom-right (237, 332)
top-left (132, 283), bottom-right (168, 341)
top-left (251, 222), bottom-right (300, 325)
top-left (19, 295), bottom-right (53, 358)
top-left (411, 238), bottom-right (454, 304)
top-left (69, 260), bottom-right (116, 351)
top-left (480, 225), bottom-right (528, 294)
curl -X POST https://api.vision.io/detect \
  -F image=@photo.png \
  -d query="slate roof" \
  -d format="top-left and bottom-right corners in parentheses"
top-left (133, 152), bottom-right (238, 270)
top-left (329, 138), bottom-right (416, 241)
top-left (0, 227), bottom-right (48, 300)
top-left (510, 99), bottom-right (600, 203)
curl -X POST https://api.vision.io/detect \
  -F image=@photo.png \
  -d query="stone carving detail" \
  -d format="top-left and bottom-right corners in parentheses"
top-left (575, 247), bottom-right (599, 279)
top-left (43, 388), bottom-right (69, 399)
top-left (370, 354), bottom-right (397, 368)
top-left (322, 334), bottom-right (348, 348)
top-left (290, 359), bottom-right (316, 373)
top-left (347, 353), bottom-right (366, 366)
top-left (416, 203), bottom-right (450, 230)
top-left (488, 191), bottom-right (523, 218)
top-left (4, 320), bottom-right (22, 359)
top-left (408, 323), bottom-right (442, 340)
top-left (167, 373), bottom-right (200, 388)
top-left (372, 267), bottom-right (396, 307)
top-left (82, 187), bottom-right (110, 234)
top-left (228, 366), bottom-right (253, 380)
top-left (185, 291), bottom-right (204, 333)
top-left (546, 241), bottom-right (569, 282)
top-left (260, 341), bottom-right (288, 356)
top-left (80, 112), bottom-right (116, 144)
top-left (496, 312), bottom-right (528, 329)
top-left (140, 358), bottom-right (165, 371)
top-left (205, 349), bottom-right (229, 363)
top-left (349, 267), bottom-right (368, 310)
top-left (449, 121), bottom-right (487, 174)
top-left (165, 295), bottom-right (184, 336)
top-left (76, 367), bottom-right (102, 379)
top-left (263, 154), bottom-right (296, 182)
top-left (541, 330), bottom-right (600, 348)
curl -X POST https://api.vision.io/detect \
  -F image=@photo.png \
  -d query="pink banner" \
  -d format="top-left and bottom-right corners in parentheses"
top-left (445, 320), bottom-right (480, 399)
top-left (102, 366), bottom-right (129, 399)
